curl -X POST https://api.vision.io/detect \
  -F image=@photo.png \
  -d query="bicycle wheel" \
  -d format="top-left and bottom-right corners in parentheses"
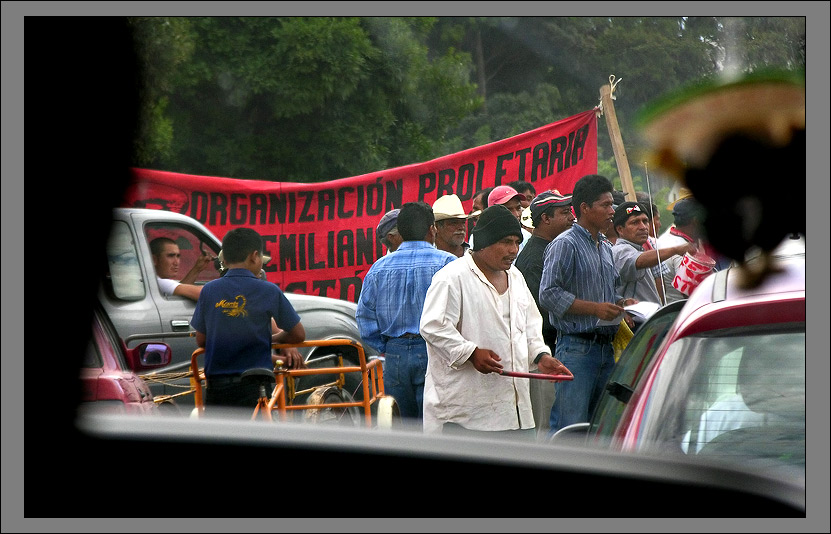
top-left (375, 395), bottom-right (401, 430)
top-left (303, 386), bottom-right (361, 427)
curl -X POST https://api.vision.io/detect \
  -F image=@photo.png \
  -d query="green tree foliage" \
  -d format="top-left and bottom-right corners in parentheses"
top-left (129, 17), bottom-right (195, 166)
top-left (133, 17), bottom-right (481, 181)
top-left (130, 16), bottom-right (805, 191)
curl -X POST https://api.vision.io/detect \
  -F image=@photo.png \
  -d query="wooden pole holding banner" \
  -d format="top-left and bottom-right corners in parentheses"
top-left (600, 77), bottom-right (637, 201)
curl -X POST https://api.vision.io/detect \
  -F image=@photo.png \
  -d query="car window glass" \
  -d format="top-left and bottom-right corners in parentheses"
top-left (588, 304), bottom-right (682, 445)
top-left (106, 220), bottom-right (145, 301)
top-left (83, 338), bottom-right (103, 368)
top-left (91, 306), bottom-right (131, 371)
top-left (639, 328), bottom-right (805, 477)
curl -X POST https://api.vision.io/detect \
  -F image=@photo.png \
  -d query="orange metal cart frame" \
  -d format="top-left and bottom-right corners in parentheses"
top-left (189, 338), bottom-right (388, 427)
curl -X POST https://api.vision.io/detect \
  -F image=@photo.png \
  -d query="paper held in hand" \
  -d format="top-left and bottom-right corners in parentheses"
top-left (624, 301), bottom-right (661, 322)
top-left (596, 312), bottom-right (626, 327)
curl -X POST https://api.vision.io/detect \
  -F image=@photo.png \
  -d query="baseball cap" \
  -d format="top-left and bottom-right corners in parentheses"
top-left (375, 209), bottom-right (401, 240)
top-left (488, 185), bottom-right (525, 207)
top-left (613, 201), bottom-right (649, 229)
top-left (671, 197), bottom-right (706, 221)
top-left (432, 194), bottom-right (468, 222)
top-left (611, 189), bottom-right (628, 209)
top-left (529, 190), bottom-right (573, 225)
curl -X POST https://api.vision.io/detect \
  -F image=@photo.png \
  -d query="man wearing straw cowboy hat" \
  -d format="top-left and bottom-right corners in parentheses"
top-left (419, 205), bottom-right (571, 440)
top-left (432, 194), bottom-right (470, 257)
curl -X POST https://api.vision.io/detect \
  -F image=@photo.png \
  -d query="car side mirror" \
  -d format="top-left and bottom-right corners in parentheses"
top-left (126, 342), bottom-right (172, 371)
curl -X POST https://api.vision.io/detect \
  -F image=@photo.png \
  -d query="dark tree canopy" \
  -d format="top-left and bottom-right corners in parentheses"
top-left (130, 15), bottom-right (805, 200)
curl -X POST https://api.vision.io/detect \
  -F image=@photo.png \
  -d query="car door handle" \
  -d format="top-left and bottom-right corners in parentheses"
top-left (171, 320), bottom-right (191, 331)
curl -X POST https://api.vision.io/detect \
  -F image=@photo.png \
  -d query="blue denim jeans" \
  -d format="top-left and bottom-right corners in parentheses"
top-left (548, 334), bottom-right (616, 434)
top-left (383, 337), bottom-right (429, 419)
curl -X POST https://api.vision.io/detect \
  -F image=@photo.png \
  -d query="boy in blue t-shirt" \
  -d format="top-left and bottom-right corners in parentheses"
top-left (192, 228), bottom-right (305, 412)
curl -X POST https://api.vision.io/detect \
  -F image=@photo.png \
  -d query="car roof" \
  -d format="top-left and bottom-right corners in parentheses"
top-left (673, 239), bottom-right (805, 337)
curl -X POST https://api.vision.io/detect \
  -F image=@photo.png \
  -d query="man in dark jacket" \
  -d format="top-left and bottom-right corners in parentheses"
top-left (515, 190), bottom-right (574, 437)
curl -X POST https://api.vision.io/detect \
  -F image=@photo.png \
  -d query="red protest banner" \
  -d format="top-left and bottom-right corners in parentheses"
top-left (124, 109), bottom-right (597, 302)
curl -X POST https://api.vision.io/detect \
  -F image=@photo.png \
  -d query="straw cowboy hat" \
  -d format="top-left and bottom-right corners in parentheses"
top-left (666, 187), bottom-right (695, 211)
top-left (432, 194), bottom-right (469, 221)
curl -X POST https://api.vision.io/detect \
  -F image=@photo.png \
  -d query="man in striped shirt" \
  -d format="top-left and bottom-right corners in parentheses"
top-left (540, 175), bottom-right (636, 434)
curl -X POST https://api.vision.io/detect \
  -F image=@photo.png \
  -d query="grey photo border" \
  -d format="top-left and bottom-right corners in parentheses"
top-left (2, 2), bottom-right (827, 532)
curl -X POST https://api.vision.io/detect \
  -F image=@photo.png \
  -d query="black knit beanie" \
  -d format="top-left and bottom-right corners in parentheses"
top-left (471, 205), bottom-right (523, 251)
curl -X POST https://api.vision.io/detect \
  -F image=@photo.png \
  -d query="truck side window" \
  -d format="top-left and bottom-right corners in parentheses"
top-left (144, 222), bottom-right (221, 286)
top-left (106, 220), bottom-right (146, 301)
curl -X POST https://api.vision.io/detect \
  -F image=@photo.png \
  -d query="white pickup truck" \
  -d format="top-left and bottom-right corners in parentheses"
top-left (100, 208), bottom-right (378, 413)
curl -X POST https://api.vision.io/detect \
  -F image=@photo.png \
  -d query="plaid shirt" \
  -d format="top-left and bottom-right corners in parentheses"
top-left (356, 241), bottom-right (457, 354)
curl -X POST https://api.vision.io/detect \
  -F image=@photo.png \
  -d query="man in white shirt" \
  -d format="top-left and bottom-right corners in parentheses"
top-left (150, 237), bottom-right (213, 301)
top-left (419, 205), bottom-right (571, 439)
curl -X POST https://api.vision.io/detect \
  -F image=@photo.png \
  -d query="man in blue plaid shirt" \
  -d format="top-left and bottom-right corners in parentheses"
top-left (356, 201), bottom-right (458, 420)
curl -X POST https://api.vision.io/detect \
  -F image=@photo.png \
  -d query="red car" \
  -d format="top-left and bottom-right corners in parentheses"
top-left (562, 235), bottom-right (806, 486)
top-left (78, 303), bottom-right (172, 415)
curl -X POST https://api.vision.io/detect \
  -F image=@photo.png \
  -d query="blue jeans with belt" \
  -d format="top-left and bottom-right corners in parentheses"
top-left (383, 336), bottom-right (428, 420)
top-left (548, 334), bottom-right (616, 434)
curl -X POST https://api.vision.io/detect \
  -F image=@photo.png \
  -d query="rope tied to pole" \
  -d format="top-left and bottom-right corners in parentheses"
top-left (597, 75), bottom-right (623, 116)
top-left (609, 74), bottom-right (622, 100)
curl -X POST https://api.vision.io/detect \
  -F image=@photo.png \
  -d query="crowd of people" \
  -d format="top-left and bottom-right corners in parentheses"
top-left (160, 173), bottom-right (724, 435)
top-left (360, 174), bottom-right (725, 438)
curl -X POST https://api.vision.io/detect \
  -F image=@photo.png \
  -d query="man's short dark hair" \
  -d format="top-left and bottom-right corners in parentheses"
top-left (672, 198), bottom-right (706, 227)
top-left (222, 228), bottom-right (263, 263)
top-left (634, 192), bottom-right (658, 219)
top-left (149, 237), bottom-right (176, 257)
top-left (508, 180), bottom-right (536, 198)
top-left (472, 187), bottom-right (493, 207)
top-left (397, 201), bottom-right (435, 241)
top-left (572, 174), bottom-right (614, 219)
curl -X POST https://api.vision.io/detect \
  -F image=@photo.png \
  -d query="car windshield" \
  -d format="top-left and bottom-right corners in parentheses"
top-left (638, 325), bottom-right (805, 480)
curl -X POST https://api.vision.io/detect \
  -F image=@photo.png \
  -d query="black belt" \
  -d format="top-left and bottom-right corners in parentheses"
top-left (396, 333), bottom-right (422, 339)
top-left (566, 332), bottom-right (615, 344)
top-left (205, 374), bottom-right (243, 387)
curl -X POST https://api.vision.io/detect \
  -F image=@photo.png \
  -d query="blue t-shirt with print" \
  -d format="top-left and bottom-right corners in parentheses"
top-left (191, 268), bottom-right (300, 376)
